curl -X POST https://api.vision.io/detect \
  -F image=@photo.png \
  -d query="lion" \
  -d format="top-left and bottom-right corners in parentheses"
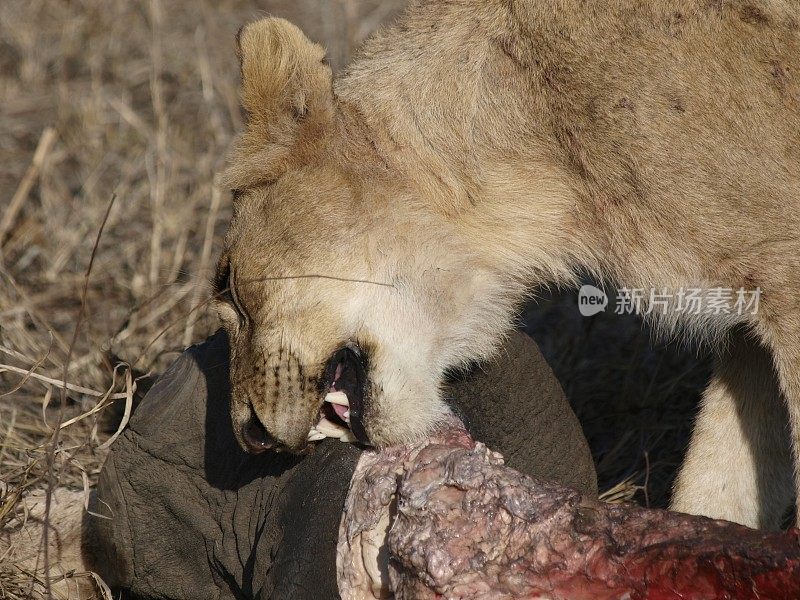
top-left (214, 0), bottom-right (800, 531)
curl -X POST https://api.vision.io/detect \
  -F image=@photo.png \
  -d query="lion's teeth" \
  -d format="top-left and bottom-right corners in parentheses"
top-left (307, 429), bottom-right (326, 442)
top-left (343, 410), bottom-right (350, 422)
top-left (339, 430), bottom-right (357, 443)
top-left (324, 391), bottom-right (349, 406)
top-left (316, 417), bottom-right (349, 438)
top-left (313, 411), bottom-right (357, 443)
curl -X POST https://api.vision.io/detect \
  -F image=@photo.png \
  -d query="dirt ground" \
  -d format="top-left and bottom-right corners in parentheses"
top-left (0, 0), bottom-right (710, 596)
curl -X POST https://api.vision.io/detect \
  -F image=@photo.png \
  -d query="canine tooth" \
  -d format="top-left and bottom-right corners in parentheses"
top-left (343, 410), bottom-right (350, 422)
top-left (316, 417), bottom-right (349, 438)
top-left (338, 430), bottom-right (357, 443)
top-left (307, 429), bottom-right (326, 442)
top-left (324, 391), bottom-right (349, 406)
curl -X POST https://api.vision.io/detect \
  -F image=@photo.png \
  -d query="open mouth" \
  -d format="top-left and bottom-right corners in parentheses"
top-left (308, 345), bottom-right (370, 445)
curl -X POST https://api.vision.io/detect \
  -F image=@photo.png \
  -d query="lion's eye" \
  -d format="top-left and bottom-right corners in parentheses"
top-left (212, 261), bottom-right (234, 304)
top-left (212, 261), bottom-right (246, 327)
top-left (227, 270), bottom-right (249, 326)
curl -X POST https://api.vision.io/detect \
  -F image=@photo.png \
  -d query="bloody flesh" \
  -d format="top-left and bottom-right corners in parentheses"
top-left (338, 419), bottom-right (800, 600)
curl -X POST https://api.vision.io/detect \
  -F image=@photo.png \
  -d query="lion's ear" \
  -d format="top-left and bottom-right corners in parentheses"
top-left (225, 18), bottom-right (333, 189)
top-left (237, 17), bottom-right (332, 125)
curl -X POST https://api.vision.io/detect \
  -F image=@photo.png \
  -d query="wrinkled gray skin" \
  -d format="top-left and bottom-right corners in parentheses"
top-left (84, 330), bottom-right (595, 599)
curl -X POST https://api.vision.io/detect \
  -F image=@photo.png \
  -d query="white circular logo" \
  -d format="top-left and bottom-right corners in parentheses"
top-left (578, 285), bottom-right (608, 317)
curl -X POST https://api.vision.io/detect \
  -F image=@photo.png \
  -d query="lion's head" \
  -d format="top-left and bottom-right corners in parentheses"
top-left (213, 18), bottom-right (505, 454)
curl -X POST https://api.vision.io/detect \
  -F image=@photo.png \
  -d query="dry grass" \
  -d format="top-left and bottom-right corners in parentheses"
top-left (0, 0), bottom-right (708, 596)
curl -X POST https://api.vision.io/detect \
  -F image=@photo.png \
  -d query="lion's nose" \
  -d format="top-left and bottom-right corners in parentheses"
top-left (242, 416), bottom-right (280, 453)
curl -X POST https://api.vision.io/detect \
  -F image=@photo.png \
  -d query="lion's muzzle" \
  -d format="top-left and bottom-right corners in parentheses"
top-left (231, 341), bottom-right (373, 455)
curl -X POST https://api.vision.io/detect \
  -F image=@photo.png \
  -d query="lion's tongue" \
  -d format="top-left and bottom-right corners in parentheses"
top-left (326, 390), bottom-right (351, 423)
top-left (333, 402), bottom-right (350, 422)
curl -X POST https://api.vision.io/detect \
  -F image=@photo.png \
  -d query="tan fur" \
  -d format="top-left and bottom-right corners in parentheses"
top-left (216, 2), bottom-right (800, 528)
top-left (0, 488), bottom-right (100, 598)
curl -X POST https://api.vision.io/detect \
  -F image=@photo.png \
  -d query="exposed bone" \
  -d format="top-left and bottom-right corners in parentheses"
top-left (338, 418), bottom-right (800, 600)
top-left (363, 509), bottom-right (393, 599)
